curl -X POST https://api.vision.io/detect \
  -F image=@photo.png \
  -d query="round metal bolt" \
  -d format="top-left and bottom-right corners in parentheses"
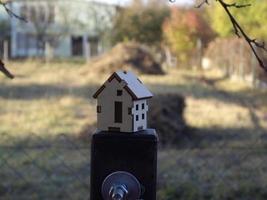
top-left (102, 171), bottom-right (141, 200)
top-left (109, 184), bottom-right (128, 200)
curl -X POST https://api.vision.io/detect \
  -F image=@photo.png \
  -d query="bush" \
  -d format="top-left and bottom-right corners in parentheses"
top-left (111, 3), bottom-right (169, 46)
top-left (162, 8), bottom-right (215, 63)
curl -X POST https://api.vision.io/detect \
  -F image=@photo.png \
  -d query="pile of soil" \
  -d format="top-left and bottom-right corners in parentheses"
top-left (79, 94), bottom-right (188, 146)
top-left (89, 42), bottom-right (164, 75)
top-left (148, 94), bottom-right (188, 146)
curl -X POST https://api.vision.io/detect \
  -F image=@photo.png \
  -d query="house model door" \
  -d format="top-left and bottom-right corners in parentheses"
top-left (114, 101), bottom-right (122, 123)
top-left (108, 101), bottom-right (123, 132)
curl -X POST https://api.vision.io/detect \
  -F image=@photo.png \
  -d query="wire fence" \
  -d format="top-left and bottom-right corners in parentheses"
top-left (0, 90), bottom-right (266, 199)
top-left (0, 132), bottom-right (91, 200)
top-left (1, 126), bottom-right (267, 199)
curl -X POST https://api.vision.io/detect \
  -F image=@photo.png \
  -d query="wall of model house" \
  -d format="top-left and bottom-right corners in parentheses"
top-left (97, 78), bottom-right (133, 133)
top-left (132, 99), bottom-right (148, 132)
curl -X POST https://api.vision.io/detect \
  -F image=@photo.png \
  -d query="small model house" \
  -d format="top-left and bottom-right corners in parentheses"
top-left (93, 71), bottom-right (153, 132)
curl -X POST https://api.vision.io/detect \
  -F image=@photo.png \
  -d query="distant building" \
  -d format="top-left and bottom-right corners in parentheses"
top-left (0, 0), bottom-right (118, 59)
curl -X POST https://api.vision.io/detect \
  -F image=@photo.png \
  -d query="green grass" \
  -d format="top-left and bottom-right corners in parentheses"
top-left (0, 60), bottom-right (266, 199)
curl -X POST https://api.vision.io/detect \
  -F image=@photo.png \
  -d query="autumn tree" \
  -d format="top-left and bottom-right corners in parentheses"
top-left (191, 0), bottom-right (267, 72)
top-left (163, 7), bottom-right (214, 63)
top-left (207, 0), bottom-right (267, 40)
top-left (111, 1), bottom-right (169, 46)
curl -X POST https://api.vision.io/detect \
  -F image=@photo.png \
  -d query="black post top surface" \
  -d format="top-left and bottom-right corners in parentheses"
top-left (93, 128), bottom-right (158, 141)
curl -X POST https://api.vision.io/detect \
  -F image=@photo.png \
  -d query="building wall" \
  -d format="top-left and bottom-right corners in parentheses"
top-left (54, 36), bottom-right (71, 57)
top-left (132, 99), bottom-right (148, 132)
top-left (9, 0), bottom-right (56, 57)
top-left (97, 78), bottom-right (133, 132)
top-left (7, 0), bottom-right (117, 58)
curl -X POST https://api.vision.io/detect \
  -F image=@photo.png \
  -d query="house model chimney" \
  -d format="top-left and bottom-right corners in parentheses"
top-left (92, 71), bottom-right (153, 133)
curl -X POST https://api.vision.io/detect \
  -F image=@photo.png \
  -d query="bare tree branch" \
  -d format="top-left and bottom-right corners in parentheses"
top-left (0, 0), bottom-right (27, 22)
top-left (195, 0), bottom-right (209, 8)
top-left (170, 0), bottom-right (267, 72)
top-left (0, 60), bottom-right (14, 79)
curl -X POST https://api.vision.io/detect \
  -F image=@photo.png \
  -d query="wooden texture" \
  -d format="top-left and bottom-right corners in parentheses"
top-left (93, 71), bottom-right (151, 132)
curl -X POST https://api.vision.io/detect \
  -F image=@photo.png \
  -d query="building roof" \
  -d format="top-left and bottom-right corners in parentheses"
top-left (93, 71), bottom-right (153, 100)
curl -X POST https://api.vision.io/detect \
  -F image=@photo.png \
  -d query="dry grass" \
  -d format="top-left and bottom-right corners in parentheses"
top-left (0, 60), bottom-right (97, 140)
top-left (0, 60), bottom-right (267, 199)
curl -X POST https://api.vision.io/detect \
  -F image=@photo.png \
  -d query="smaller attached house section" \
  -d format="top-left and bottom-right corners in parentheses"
top-left (93, 71), bottom-right (153, 133)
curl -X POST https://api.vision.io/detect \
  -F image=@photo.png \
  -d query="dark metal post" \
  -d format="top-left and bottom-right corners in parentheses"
top-left (90, 129), bottom-right (158, 200)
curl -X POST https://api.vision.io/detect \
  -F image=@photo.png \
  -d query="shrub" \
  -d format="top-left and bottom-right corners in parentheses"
top-left (162, 8), bottom-right (215, 64)
top-left (111, 3), bottom-right (169, 46)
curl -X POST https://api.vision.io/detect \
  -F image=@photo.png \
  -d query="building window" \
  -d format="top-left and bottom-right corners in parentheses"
top-left (136, 104), bottom-right (139, 111)
top-left (142, 103), bottom-right (145, 110)
top-left (142, 113), bottom-right (145, 120)
top-left (117, 90), bottom-right (122, 96)
top-left (136, 115), bottom-right (139, 121)
top-left (97, 105), bottom-right (101, 113)
top-left (128, 107), bottom-right (132, 115)
top-left (71, 36), bottom-right (83, 56)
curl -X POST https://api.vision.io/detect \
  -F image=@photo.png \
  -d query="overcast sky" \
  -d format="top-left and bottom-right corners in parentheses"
top-left (92, 0), bottom-right (195, 6)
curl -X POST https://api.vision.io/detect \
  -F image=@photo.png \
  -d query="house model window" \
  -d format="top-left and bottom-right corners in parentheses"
top-left (97, 105), bottom-right (101, 113)
top-left (92, 71), bottom-right (153, 133)
top-left (117, 90), bottom-right (123, 96)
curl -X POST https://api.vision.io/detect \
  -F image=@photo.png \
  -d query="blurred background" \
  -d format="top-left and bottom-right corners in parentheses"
top-left (0, 0), bottom-right (266, 199)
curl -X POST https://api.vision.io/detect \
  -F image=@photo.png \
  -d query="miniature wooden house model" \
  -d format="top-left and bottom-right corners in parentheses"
top-left (93, 71), bottom-right (153, 132)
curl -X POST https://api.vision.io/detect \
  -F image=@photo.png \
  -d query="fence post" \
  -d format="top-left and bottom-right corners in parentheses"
top-left (196, 38), bottom-right (202, 69)
top-left (45, 42), bottom-right (53, 63)
top-left (251, 48), bottom-right (257, 88)
top-left (3, 40), bottom-right (9, 62)
top-left (240, 42), bottom-right (245, 80)
top-left (83, 35), bottom-right (90, 63)
top-left (90, 129), bottom-right (158, 200)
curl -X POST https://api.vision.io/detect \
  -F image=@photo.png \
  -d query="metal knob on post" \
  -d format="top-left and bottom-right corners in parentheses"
top-left (101, 171), bottom-right (141, 200)
top-left (109, 184), bottom-right (128, 200)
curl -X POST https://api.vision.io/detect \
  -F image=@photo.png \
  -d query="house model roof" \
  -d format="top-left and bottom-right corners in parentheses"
top-left (93, 71), bottom-right (153, 100)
